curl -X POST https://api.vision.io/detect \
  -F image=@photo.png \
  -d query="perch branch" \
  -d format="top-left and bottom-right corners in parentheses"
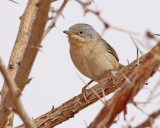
top-left (17, 51), bottom-right (149, 128)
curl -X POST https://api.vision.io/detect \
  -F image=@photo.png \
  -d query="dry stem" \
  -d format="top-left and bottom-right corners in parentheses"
top-left (0, 0), bottom-right (51, 127)
top-left (135, 109), bottom-right (160, 128)
top-left (0, 57), bottom-right (36, 128)
top-left (43, 0), bottom-right (69, 39)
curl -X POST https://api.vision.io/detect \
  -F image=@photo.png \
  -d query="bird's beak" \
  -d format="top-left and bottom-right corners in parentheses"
top-left (63, 30), bottom-right (71, 35)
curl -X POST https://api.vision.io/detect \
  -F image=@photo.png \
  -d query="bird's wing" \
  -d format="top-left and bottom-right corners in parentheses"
top-left (100, 38), bottom-right (119, 62)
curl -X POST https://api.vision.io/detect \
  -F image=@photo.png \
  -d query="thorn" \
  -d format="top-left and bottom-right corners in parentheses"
top-left (26, 78), bottom-right (33, 84)
top-left (51, 105), bottom-right (54, 110)
top-left (153, 34), bottom-right (160, 36)
top-left (145, 81), bottom-right (149, 85)
top-left (136, 47), bottom-right (140, 66)
top-left (9, 63), bottom-right (15, 69)
top-left (146, 31), bottom-right (155, 39)
top-left (83, 119), bottom-right (88, 127)
top-left (110, 25), bottom-right (140, 35)
top-left (35, 0), bottom-right (41, 7)
top-left (19, 16), bottom-right (22, 20)
top-left (104, 23), bottom-right (109, 29)
top-left (132, 101), bottom-right (148, 116)
top-left (127, 59), bottom-right (130, 65)
top-left (17, 61), bottom-right (21, 66)
top-left (9, 0), bottom-right (19, 4)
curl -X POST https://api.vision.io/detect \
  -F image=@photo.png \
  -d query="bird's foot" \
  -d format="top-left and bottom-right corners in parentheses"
top-left (82, 80), bottom-right (93, 101)
top-left (110, 71), bottom-right (117, 86)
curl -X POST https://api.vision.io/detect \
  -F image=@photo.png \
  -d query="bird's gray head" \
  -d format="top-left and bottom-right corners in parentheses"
top-left (63, 23), bottom-right (100, 43)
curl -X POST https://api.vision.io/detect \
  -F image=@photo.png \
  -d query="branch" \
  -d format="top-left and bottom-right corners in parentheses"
top-left (43, 0), bottom-right (69, 39)
top-left (0, 0), bottom-right (51, 127)
top-left (0, 57), bottom-right (36, 128)
top-left (17, 51), bottom-right (149, 127)
top-left (88, 42), bottom-right (160, 128)
top-left (135, 109), bottom-right (160, 128)
top-left (9, 0), bottom-right (19, 4)
top-left (76, 0), bottom-right (139, 35)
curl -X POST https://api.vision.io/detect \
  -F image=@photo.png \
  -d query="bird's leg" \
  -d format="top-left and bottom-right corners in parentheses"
top-left (82, 80), bottom-right (93, 101)
top-left (110, 71), bottom-right (117, 86)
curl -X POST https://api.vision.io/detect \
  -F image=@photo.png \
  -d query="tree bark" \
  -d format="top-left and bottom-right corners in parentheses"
top-left (0, 0), bottom-right (50, 127)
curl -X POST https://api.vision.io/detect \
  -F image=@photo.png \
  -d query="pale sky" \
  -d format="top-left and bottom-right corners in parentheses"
top-left (0, 0), bottom-right (160, 128)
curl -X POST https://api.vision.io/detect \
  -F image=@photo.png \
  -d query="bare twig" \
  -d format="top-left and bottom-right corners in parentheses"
top-left (76, 0), bottom-right (139, 35)
top-left (43, 0), bottom-right (69, 39)
top-left (154, 34), bottom-right (160, 36)
top-left (130, 35), bottom-right (144, 56)
top-left (9, 0), bottom-right (19, 4)
top-left (131, 101), bottom-right (148, 116)
top-left (135, 109), bottom-right (160, 128)
top-left (0, 0), bottom-right (51, 127)
top-left (0, 57), bottom-right (36, 128)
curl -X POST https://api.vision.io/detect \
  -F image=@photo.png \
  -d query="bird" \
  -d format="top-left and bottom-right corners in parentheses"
top-left (63, 23), bottom-right (124, 101)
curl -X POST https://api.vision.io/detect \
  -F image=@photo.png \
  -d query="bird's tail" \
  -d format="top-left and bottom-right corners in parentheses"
top-left (118, 63), bottom-right (125, 69)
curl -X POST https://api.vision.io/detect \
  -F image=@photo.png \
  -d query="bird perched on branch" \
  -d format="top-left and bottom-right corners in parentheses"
top-left (63, 23), bottom-right (124, 101)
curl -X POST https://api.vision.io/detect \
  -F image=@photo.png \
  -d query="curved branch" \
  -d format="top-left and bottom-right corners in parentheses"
top-left (0, 57), bottom-right (36, 128)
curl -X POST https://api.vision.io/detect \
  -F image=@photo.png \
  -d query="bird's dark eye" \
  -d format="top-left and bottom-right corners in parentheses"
top-left (79, 30), bottom-right (84, 35)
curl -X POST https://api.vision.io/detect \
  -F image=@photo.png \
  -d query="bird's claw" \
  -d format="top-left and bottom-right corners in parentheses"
top-left (82, 87), bottom-right (87, 101)
top-left (81, 80), bottom-right (94, 101)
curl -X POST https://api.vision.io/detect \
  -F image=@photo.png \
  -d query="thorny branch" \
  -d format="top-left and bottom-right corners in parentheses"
top-left (0, 0), bottom-right (68, 127)
top-left (0, 57), bottom-right (36, 128)
top-left (76, 0), bottom-right (109, 28)
top-left (76, 0), bottom-right (139, 35)
top-left (0, 0), bottom-right (50, 127)
top-left (43, 0), bottom-right (69, 39)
